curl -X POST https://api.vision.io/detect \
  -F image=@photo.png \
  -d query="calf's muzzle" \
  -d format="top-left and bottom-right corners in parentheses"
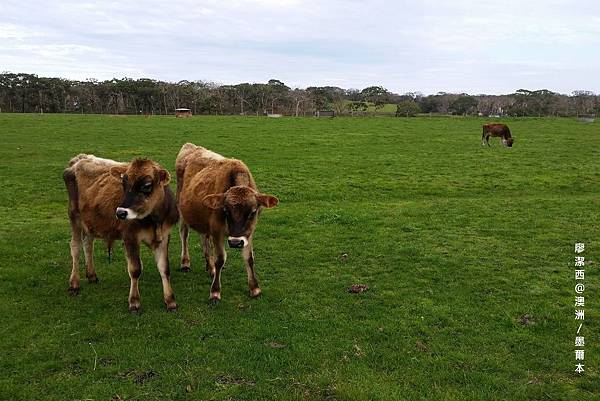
top-left (227, 236), bottom-right (247, 248)
top-left (116, 207), bottom-right (129, 220)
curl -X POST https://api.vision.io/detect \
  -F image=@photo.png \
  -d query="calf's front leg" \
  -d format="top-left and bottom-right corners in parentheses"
top-left (209, 233), bottom-right (226, 304)
top-left (153, 237), bottom-right (177, 312)
top-left (242, 238), bottom-right (261, 298)
top-left (202, 234), bottom-right (215, 277)
top-left (124, 239), bottom-right (143, 313)
top-left (83, 233), bottom-right (98, 283)
top-left (179, 221), bottom-right (191, 272)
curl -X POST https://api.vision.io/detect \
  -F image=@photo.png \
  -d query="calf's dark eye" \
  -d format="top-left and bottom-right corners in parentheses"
top-left (141, 184), bottom-right (152, 194)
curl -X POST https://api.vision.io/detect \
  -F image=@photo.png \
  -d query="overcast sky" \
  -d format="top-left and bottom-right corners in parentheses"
top-left (1, 0), bottom-right (599, 94)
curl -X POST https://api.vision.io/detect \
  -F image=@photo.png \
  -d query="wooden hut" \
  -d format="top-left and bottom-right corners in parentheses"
top-left (315, 110), bottom-right (335, 118)
top-left (175, 108), bottom-right (192, 118)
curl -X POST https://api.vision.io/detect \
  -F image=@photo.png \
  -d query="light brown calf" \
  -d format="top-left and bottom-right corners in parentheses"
top-left (176, 143), bottom-right (278, 304)
top-left (63, 155), bottom-right (179, 313)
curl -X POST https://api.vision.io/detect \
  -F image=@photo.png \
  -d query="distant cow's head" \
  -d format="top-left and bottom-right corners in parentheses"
top-left (202, 186), bottom-right (278, 248)
top-left (110, 158), bottom-right (171, 220)
top-left (503, 137), bottom-right (514, 147)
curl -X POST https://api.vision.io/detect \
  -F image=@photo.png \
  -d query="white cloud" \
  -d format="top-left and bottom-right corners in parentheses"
top-left (0, 0), bottom-right (599, 93)
top-left (0, 23), bottom-right (46, 40)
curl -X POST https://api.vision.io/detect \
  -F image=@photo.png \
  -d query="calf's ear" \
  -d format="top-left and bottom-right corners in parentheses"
top-left (202, 193), bottom-right (225, 210)
top-left (110, 165), bottom-right (127, 179)
top-left (158, 169), bottom-right (171, 185)
top-left (257, 194), bottom-right (279, 208)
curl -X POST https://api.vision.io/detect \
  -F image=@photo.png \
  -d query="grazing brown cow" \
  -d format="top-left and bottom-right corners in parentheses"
top-left (482, 123), bottom-right (514, 147)
top-left (176, 143), bottom-right (278, 303)
top-left (63, 154), bottom-right (179, 313)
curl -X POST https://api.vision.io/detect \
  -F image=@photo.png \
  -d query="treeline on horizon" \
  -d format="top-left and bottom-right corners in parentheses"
top-left (0, 72), bottom-right (598, 117)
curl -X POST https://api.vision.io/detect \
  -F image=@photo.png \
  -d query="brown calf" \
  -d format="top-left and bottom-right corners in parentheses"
top-left (176, 143), bottom-right (278, 303)
top-left (482, 123), bottom-right (514, 147)
top-left (63, 155), bottom-right (179, 313)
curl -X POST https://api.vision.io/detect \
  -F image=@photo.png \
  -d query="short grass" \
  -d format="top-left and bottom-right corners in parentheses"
top-left (0, 114), bottom-right (598, 400)
top-left (366, 102), bottom-right (397, 114)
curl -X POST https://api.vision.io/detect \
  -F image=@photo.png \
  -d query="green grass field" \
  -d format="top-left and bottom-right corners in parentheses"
top-left (342, 101), bottom-right (397, 114)
top-left (0, 114), bottom-right (598, 400)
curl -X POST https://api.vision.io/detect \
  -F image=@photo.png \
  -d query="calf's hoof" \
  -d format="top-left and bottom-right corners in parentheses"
top-left (87, 276), bottom-right (99, 284)
top-left (180, 266), bottom-right (191, 273)
top-left (68, 287), bottom-right (80, 296)
top-left (129, 306), bottom-right (142, 315)
top-left (250, 288), bottom-right (262, 298)
top-left (208, 292), bottom-right (221, 307)
top-left (166, 299), bottom-right (178, 312)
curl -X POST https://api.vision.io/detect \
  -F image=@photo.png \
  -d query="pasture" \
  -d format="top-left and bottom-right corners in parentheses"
top-left (0, 114), bottom-right (598, 400)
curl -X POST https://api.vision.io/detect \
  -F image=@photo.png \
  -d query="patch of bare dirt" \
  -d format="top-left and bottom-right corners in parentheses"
top-left (347, 284), bottom-right (368, 293)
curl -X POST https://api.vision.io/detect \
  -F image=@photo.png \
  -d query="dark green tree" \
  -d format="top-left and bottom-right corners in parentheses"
top-left (450, 95), bottom-right (478, 115)
top-left (395, 100), bottom-right (421, 117)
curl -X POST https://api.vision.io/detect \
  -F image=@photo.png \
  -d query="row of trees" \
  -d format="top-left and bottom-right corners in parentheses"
top-left (0, 72), bottom-right (598, 117)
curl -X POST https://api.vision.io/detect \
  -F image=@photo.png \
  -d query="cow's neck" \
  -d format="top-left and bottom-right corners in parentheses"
top-left (142, 193), bottom-right (168, 242)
